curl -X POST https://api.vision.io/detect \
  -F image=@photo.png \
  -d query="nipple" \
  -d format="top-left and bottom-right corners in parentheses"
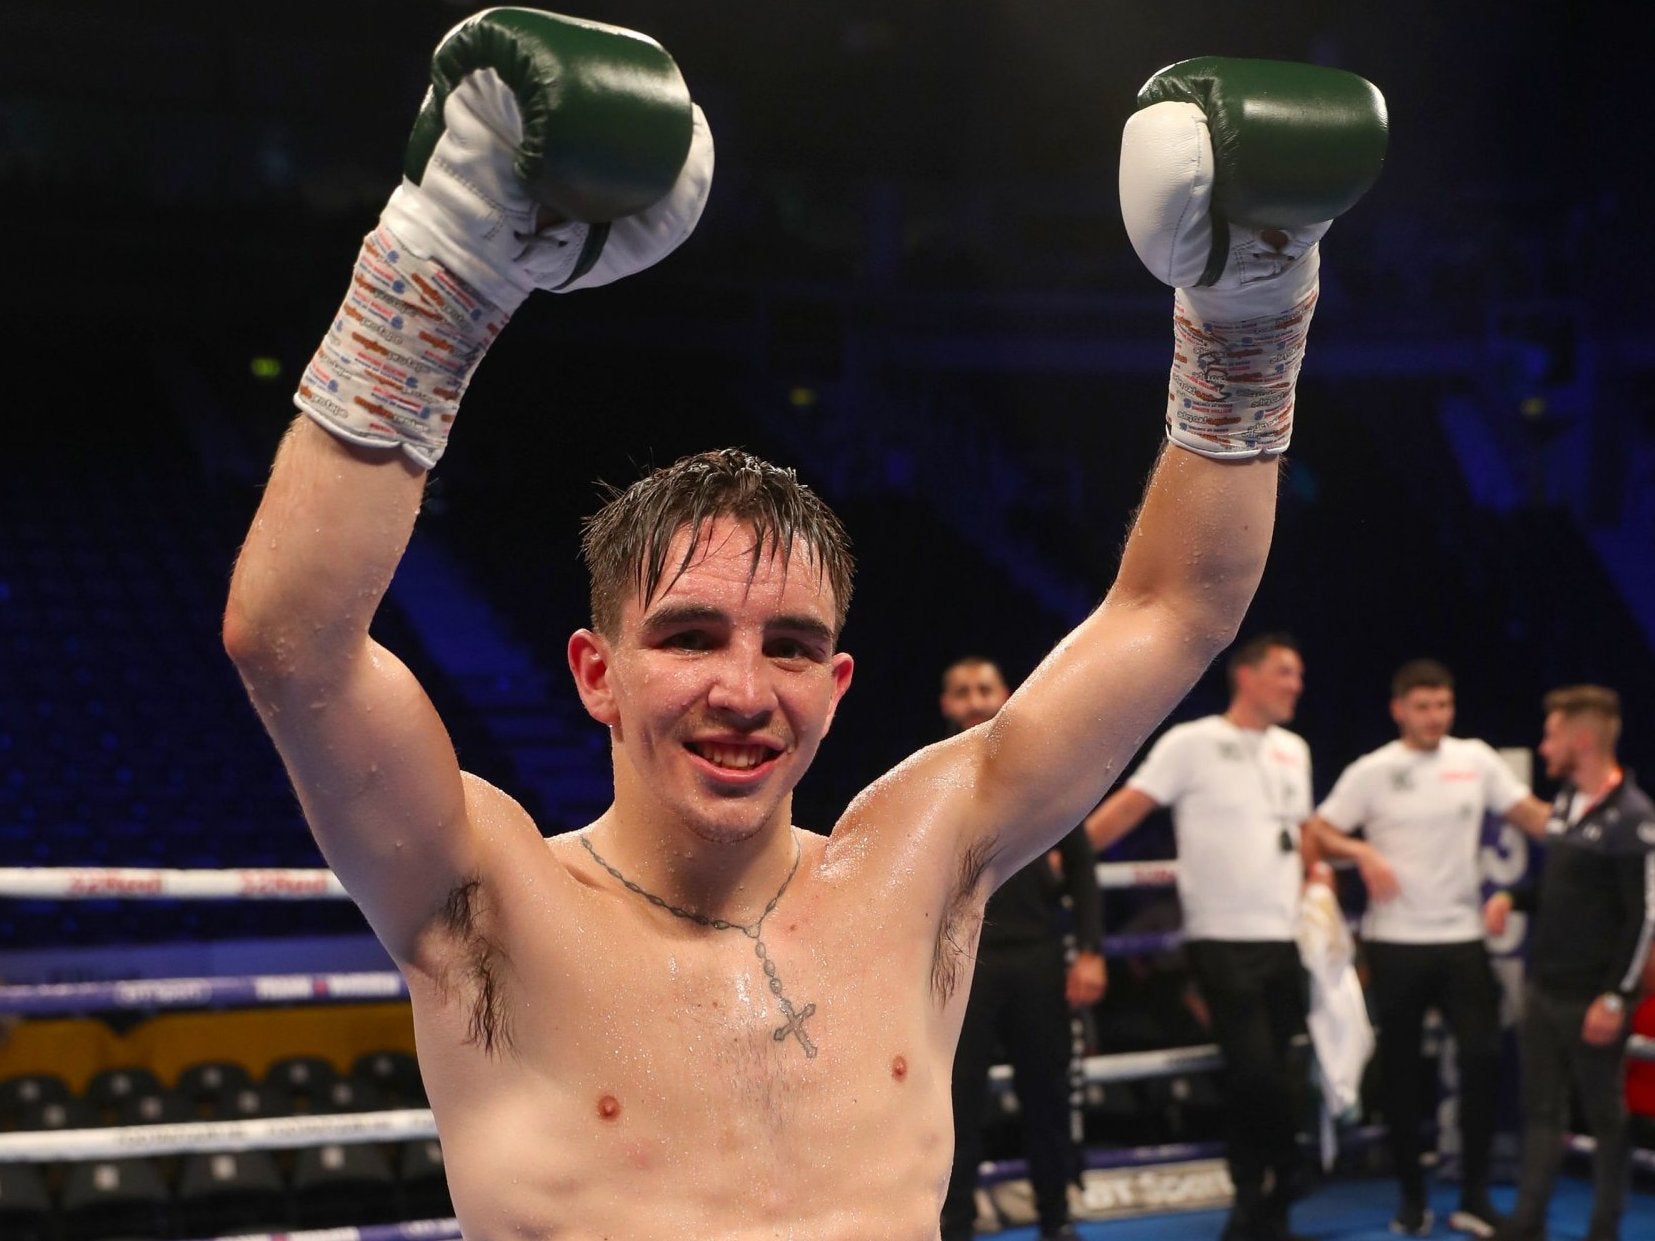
top-left (597, 1094), bottom-right (622, 1120)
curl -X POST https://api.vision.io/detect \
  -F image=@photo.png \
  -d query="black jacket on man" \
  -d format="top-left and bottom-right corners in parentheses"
top-left (1523, 770), bottom-right (1655, 1000)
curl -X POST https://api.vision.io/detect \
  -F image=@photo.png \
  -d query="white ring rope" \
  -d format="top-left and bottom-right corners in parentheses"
top-left (0, 862), bottom-right (1176, 900)
top-left (0, 867), bottom-right (350, 900)
top-left (201, 1223), bottom-right (461, 1241)
top-left (1096, 860), bottom-right (1180, 890)
top-left (0, 1107), bottom-right (437, 1163)
top-left (992, 1042), bottom-right (1223, 1087)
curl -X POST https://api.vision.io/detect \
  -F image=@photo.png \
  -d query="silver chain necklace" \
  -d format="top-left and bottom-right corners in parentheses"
top-left (580, 832), bottom-right (818, 1058)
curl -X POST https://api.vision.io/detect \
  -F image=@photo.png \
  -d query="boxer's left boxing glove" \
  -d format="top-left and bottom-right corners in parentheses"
top-left (296, 7), bottom-right (714, 469)
top-left (1119, 57), bottom-right (1386, 458)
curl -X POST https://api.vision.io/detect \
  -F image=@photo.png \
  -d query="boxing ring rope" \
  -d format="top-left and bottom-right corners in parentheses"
top-left (0, 972), bottom-right (409, 1016)
top-left (0, 859), bottom-right (1220, 898)
top-left (5, 861), bottom-right (1653, 1236)
top-left (203, 1220), bottom-right (461, 1241)
top-left (0, 1108), bottom-right (437, 1162)
top-left (0, 866), bottom-right (350, 900)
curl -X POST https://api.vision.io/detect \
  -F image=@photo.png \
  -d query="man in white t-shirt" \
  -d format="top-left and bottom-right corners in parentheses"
top-left (1306, 659), bottom-right (1549, 1239)
top-left (1086, 634), bottom-right (1315, 1241)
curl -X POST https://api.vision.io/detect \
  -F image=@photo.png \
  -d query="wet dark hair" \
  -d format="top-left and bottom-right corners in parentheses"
top-left (579, 448), bottom-right (854, 637)
top-left (1391, 658), bottom-right (1454, 699)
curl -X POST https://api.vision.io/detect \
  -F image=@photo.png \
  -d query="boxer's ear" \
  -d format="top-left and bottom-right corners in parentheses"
top-left (569, 628), bottom-right (620, 728)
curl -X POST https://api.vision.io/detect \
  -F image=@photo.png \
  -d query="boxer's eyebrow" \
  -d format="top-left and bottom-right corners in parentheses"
top-left (641, 603), bottom-right (835, 650)
top-left (641, 602), bottom-right (726, 632)
top-left (766, 615), bottom-right (835, 647)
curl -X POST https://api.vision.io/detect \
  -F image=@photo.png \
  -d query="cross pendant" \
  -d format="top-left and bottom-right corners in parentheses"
top-left (772, 996), bottom-right (818, 1058)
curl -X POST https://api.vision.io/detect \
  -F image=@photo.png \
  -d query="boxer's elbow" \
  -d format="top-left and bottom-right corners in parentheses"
top-left (1114, 524), bottom-right (1268, 652)
top-left (1121, 581), bottom-right (1250, 669)
top-left (222, 593), bottom-right (276, 679)
top-left (223, 556), bottom-right (286, 675)
top-left (1168, 550), bottom-right (1263, 653)
top-left (222, 580), bottom-right (354, 694)
top-left (223, 593), bottom-right (294, 693)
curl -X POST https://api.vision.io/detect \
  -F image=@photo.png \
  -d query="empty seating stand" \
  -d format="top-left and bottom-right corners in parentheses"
top-left (58, 1156), bottom-right (171, 1241)
top-left (0, 1161), bottom-right (53, 1241)
top-left (176, 1148), bottom-right (290, 1238)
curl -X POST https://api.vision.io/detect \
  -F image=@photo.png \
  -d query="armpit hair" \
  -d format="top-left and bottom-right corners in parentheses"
top-left (440, 876), bottom-right (512, 1056)
top-left (931, 834), bottom-right (999, 1005)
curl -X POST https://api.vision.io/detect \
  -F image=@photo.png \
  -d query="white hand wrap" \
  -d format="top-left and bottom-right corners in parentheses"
top-left (293, 71), bottom-right (713, 470)
top-left (294, 225), bottom-right (510, 469)
top-left (1167, 248), bottom-right (1319, 459)
top-left (1122, 99), bottom-right (1325, 459)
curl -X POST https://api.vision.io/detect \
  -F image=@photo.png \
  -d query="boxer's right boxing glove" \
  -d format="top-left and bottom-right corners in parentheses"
top-left (1119, 57), bottom-right (1386, 458)
top-left (386, 6), bottom-right (713, 308)
top-left (297, 7), bottom-right (715, 469)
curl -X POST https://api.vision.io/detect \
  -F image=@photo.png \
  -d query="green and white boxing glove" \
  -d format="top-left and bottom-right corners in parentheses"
top-left (1119, 57), bottom-right (1387, 458)
top-left (297, 7), bottom-right (714, 468)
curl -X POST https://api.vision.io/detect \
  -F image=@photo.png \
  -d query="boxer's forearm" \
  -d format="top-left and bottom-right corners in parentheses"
top-left (977, 494), bottom-right (1266, 871)
top-left (954, 60), bottom-right (1384, 874)
top-left (224, 416), bottom-right (426, 685)
top-left (1111, 443), bottom-right (1275, 643)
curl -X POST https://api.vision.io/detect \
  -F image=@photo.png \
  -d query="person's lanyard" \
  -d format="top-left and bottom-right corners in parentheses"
top-left (1238, 726), bottom-right (1297, 852)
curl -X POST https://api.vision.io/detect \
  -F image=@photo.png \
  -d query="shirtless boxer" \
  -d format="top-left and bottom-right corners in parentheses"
top-left (223, 14), bottom-right (1387, 1238)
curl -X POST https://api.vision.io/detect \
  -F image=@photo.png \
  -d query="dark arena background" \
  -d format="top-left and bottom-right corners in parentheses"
top-left (1, 1), bottom-right (1652, 1238)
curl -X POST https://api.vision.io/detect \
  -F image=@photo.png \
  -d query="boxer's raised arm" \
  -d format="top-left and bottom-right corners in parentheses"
top-left (954, 59), bottom-right (1387, 888)
top-left (223, 9), bottom-right (712, 962)
top-left (225, 423), bottom-right (475, 965)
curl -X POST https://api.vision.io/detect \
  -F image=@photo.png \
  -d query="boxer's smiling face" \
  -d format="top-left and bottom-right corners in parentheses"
top-left (570, 517), bottom-right (854, 845)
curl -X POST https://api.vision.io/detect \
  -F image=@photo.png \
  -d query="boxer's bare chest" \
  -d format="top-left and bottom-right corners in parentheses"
top-left (509, 864), bottom-right (931, 1119)
top-left (409, 828), bottom-right (966, 1235)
